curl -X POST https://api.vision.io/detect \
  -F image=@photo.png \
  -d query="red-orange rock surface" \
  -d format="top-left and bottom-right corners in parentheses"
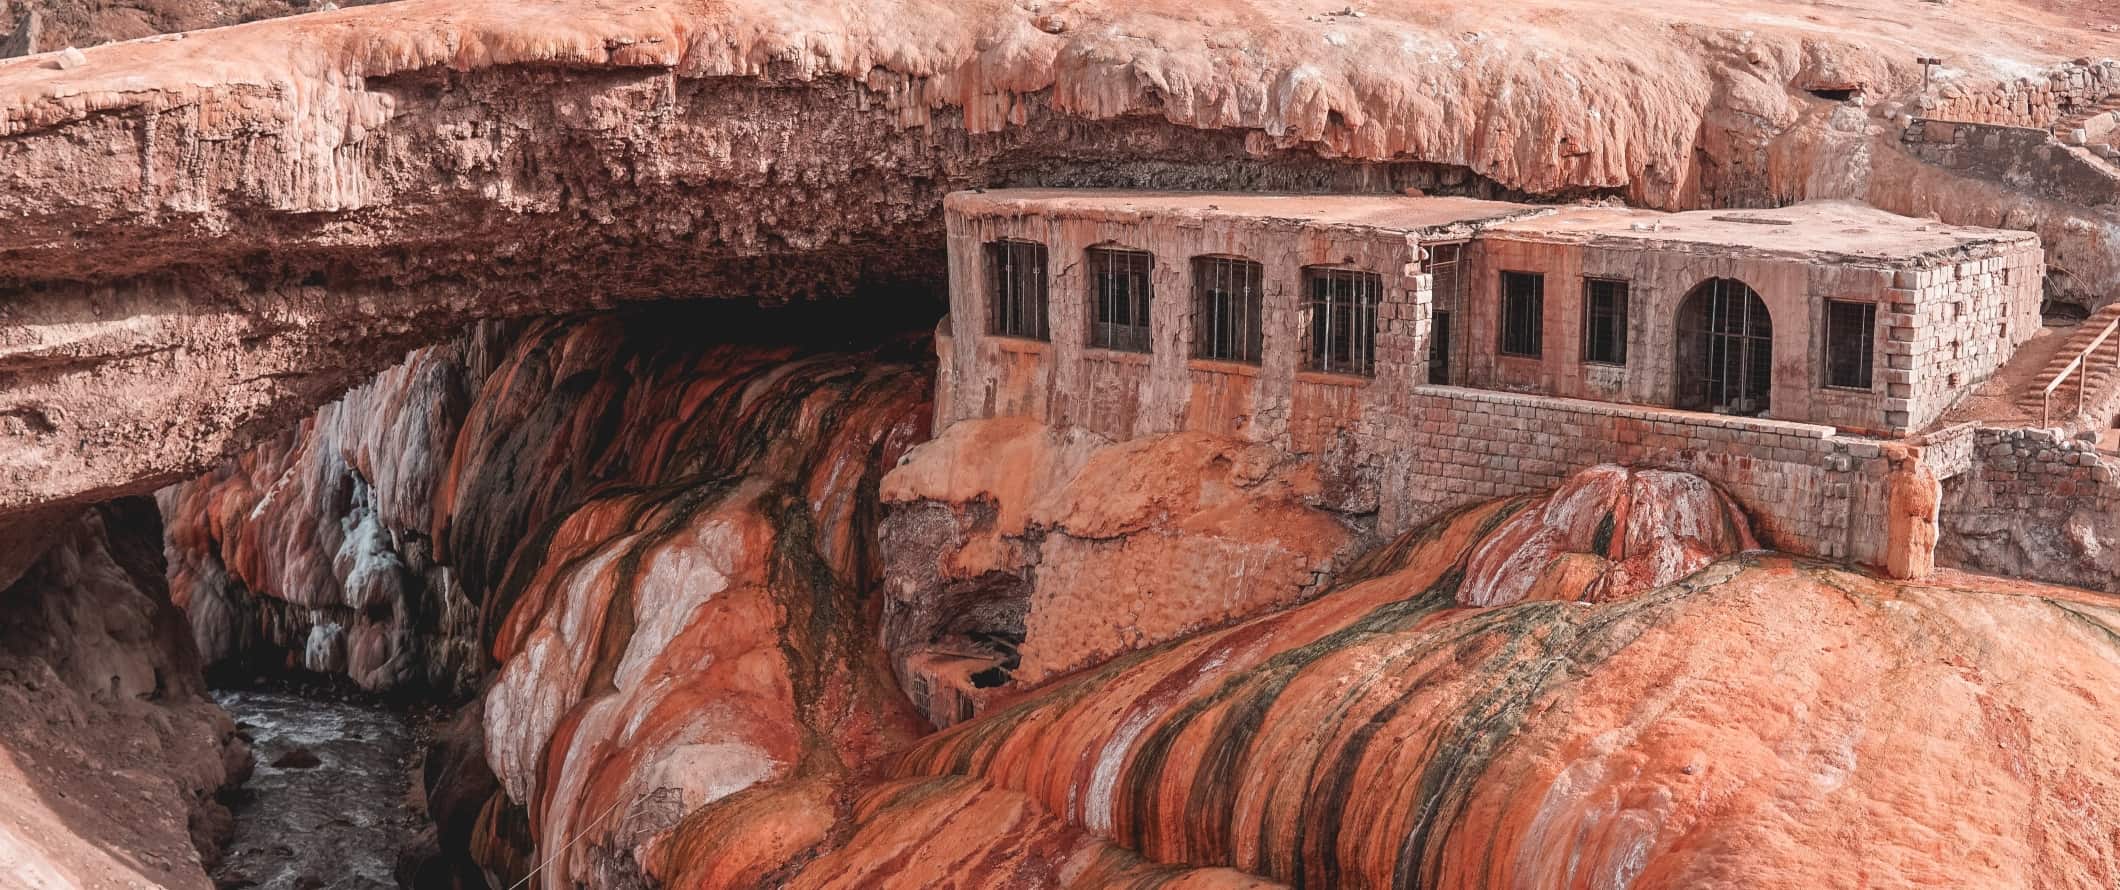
top-left (861, 470), bottom-right (2120, 889)
top-left (878, 417), bottom-right (1369, 726)
top-left (0, 499), bottom-right (249, 889)
top-left (0, 0), bottom-right (2113, 538)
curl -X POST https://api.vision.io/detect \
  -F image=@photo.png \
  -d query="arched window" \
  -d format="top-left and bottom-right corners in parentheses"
top-left (1192, 256), bottom-right (1264, 364)
top-left (1675, 278), bottom-right (1773, 415)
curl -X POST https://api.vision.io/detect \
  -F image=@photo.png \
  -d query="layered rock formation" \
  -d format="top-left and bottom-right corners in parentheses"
top-left (0, 499), bottom-right (249, 889)
top-left (159, 327), bottom-right (504, 695)
top-left (0, 0), bottom-right (2112, 536)
top-left (880, 417), bottom-right (1370, 726)
top-left (861, 473), bottom-right (2120, 888)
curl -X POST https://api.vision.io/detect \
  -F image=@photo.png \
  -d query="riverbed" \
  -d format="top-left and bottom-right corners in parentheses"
top-left (210, 689), bottom-right (423, 890)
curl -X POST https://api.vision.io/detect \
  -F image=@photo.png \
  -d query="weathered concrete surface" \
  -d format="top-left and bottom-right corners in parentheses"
top-left (1, 0), bottom-right (2115, 535)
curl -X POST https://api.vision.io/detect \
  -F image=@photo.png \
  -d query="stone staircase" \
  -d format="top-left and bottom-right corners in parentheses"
top-left (2018, 302), bottom-right (2120, 425)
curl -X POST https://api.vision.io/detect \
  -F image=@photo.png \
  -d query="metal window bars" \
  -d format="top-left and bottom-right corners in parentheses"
top-left (1823, 300), bottom-right (1875, 389)
top-left (1500, 272), bottom-right (1544, 357)
top-left (1087, 247), bottom-right (1154, 352)
top-left (1304, 267), bottom-right (1382, 375)
top-left (1583, 278), bottom-right (1629, 365)
top-left (985, 240), bottom-right (1050, 340)
top-left (1193, 256), bottom-right (1265, 363)
top-left (1688, 278), bottom-right (1773, 415)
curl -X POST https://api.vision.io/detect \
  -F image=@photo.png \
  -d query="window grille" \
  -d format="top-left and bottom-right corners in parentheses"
top-left (985, 240), bottom-right (1049, 340)
top-left (1824, 299), bottom-right (1876, 389)
top-left (1304, 267), bottom-right (1383, 375)
top-left (1192, 256), bottom-right (1264, 364)
top-left (1087, 247), bottom-right (1153, 352)
top-left (1499, 271), bottom-right (1544, 358)
top-left (1426, 242), bottom-right (1464, 384)
top-left (1582, 278), bottom-right (1629, 366)
top-left (1677, 278), bottom-right (1774, 415)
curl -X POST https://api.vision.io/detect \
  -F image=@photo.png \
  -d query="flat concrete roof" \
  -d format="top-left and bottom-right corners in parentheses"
top-left (1487, 200), bottom-right (2039, 266)
top-left (945, 189), bottom-right (1545, 235)
top-left (948, 190), bottom-right (2038, 266)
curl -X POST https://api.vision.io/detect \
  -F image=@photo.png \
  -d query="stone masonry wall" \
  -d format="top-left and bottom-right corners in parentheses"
top-left (1918, 60), bottom-right (2120, 130)
top-left (1938, 426), bottom-right (2120, 592)
top-left (1374, 385), bottom-right (1895, 565)
top-left (1894, 242), bottom-right (2046, 430)
top-left (1901, 119), bottom-right (2120, 209)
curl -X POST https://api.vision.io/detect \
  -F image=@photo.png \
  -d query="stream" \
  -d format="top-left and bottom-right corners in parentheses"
top-left (210, 689), bottom-right (423, 890)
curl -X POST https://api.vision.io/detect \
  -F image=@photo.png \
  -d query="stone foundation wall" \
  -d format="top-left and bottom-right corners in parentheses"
top-left (1937, 426), bottom-right (2120, 592)
top-left (1918, 60), bottom-right (2120, 130)
top-left (1901, 119), bottom-right (2120, 209)
top-left (1375, 385), bottom-right (1897, 564)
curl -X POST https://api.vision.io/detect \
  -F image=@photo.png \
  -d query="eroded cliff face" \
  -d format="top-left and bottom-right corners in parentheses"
top-left (159, 327), bottom-right (505, 695)
top-left (857, 475), bottom-right (2120, 889)
top-left (0, 499), bottom-right (249, 889)
top-left (0, 0), bottom-right (2112, 539)
top-left (879, 416), bottom-right (1372, 727)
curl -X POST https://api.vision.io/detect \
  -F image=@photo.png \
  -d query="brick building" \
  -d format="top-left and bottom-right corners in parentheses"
top-left (934, 189), bottom-right (2044, 572)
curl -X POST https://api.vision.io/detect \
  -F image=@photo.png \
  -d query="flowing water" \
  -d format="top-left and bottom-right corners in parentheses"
top-left (211, 690), bottom-right (422, 890)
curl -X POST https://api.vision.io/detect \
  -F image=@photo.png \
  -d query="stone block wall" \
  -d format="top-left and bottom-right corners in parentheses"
top-left (940, 196), bottom-right (1434, 457)
top-left (1370, 385), bottom-right (1897, 564)
top-left (1901, 119), bottom-right (2120, 208)
top-left (1892, 246), bottom-right (2044, 429)
top-left (1917, 60), bottom-right (2120, 130)
top-left (1937, 426), bottom-right (2120, 592)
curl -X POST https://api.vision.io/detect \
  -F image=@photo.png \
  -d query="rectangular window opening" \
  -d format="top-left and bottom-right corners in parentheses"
top-left (1824, 299), bottom-right (1876, 390)
top-left (1304, 266), bottom-right (1383, 376)
top-left (1500, 271), bottom-right (1545, 358)
top-left (1426, 243), bottom-right (1465, 384)
top-left (1192, 256), bottom-right (1265, 364)
top-left (1582, 278), bottom-right (1629, 366)
top-left (985, 240), bottom-right (1050, 341)
top-left (1087, 247), bottom-right (1154, 352)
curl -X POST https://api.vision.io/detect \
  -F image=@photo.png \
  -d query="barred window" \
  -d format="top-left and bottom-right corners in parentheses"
top-left (985, 240), bottom-right (1049, 340)
top-left (1087, 247), bottom-right (1153, 352)
top-left (1582, 278), bottom-right (1629, 366)
top-left (1192, 256), bottom-right (1264, 364)
top-left (1304, 267), bottom-right (1383, 376)
top-left (1499, 271), bottom-right (1544, 358)
top-left (1824, 299), bottom-right (1876, 389)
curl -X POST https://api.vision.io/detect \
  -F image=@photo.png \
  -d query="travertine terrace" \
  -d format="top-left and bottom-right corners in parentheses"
top-left (6, 1), bottom-right (2120, 889)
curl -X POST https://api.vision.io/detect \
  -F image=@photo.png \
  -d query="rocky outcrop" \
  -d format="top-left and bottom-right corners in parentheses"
top-left (0, 498), bottom-right (249, 889)
top-left (865, 471), bottom-right (2120, 888)
top-left (159, 326), bottom-right (505, 695)
top-left (0, 0), bottom-right (2112, 535)
top-left (878, 417), bottom-right (1370, 727)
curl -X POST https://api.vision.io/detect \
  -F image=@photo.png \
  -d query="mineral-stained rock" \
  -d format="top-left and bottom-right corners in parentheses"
top-left (868, 473), bottom-right (2120, 888)
top-left (878, 416), bottom-right (1371, 727)
top-left (159, 326), bottom-right (505, 695)
top-left (0, 498), bottom-right (248, 890)
top-left (1456, 464), bottom-right (1757, 607)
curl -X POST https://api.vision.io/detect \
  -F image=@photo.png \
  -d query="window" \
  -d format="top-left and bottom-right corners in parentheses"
top-left (1824, 299), bottom-right (1876, 389)
top-left (1582, 278), bottom-right (1629, 365)
top-left (1499, 271), bottom-right (1544, 358)
top-left (1192, 256), bottom-right (1264, 364)
top-left (1304, 267), bottom-right (1383, 375)
top-left (1087, 247), bottom-right (1153, 352)
top-left (985, 240), bottom-right (1049, 340)
top-left (1427, 243), bottom-right (1465, 385)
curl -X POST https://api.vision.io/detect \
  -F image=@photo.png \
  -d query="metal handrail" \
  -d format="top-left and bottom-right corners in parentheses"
top-left (2043, 313), bottom-right (2120, 427)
